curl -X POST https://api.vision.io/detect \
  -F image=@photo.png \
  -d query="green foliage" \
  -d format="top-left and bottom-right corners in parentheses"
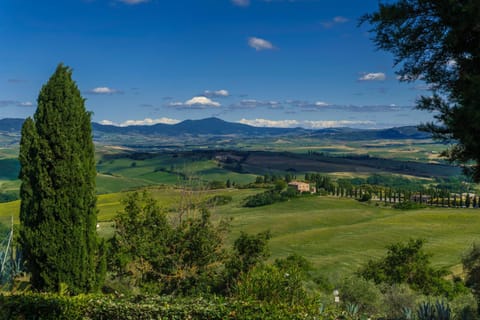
top-left (337, 276), bottom-right (384, 315)
top-left (362, 0), bottom-right (480, 181)
top-left (208, 180), bottom-right (227, 189)
top-left (367, 174), bottom-right (424, 191)
top-left (205, 194), bottom-right (233, 206)
top-left (243, 188), bottom-right (298, 208)
top-left (358, 239), bottom-right (456, 297)
top-left (234, 255), bottom-right (311, 305)
top-left (108, 191), bottom-right (229, 295)
top-left (0, 293), bottom-right (326, 320)
top-left (462, 243), bottom-right (480, 308)
top-left (18, 64), bottom-right (102, 294)
top-left (416, 301), bottom-right (452, 320)
top-left (0, 191), bottom-right (19, 203)
top-left (394, 201), bottom-right (427, 210)
top-left (380, 284), bottom-right (419, 320)
top-left (224, 231), bottom-right (271, 291)
top-left (358, 193), bottom-right (372, 202)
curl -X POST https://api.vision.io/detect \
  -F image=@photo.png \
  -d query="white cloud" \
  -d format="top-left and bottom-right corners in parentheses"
top-left (238, 118), bottom-right (300, 128)
top-left (204, 89), bottom-right (229, 97)
top-left (314, 101), bottom-right (329, 107)
top-left (321, 16), bottom-right (349, 28)
top-left (232, 0), bottom-right (250, 6)
top-left (18, 101), bottom-right (33, 107)
top-left (185, 96), bottom-right (221, 107)
top-left (358, 72), bottom-right (386, 81)
top-left (100, 117), bottom-right (180, 127)
top-left (117, 0), bottom-right (149, 4)
top-left (99, 120), bottom-right (115, 125)
top-left (248, 37), bottom-right (275, 51)
top-left (88, 87), bottom-right (121, 94)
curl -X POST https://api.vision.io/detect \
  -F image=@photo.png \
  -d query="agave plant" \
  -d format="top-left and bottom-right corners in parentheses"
top-left (415, 300), bottom-right (453, 320)
top-left (434, 301), bottom-right (452, 320)
top-left (345, 302), bottom-right (360, 318)
top-left (417, 302), bottom-right (435, 320)
top-left (401, 306), bottom-right (414, 320)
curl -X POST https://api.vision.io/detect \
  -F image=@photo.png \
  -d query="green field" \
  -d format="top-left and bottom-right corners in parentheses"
top-left (2, 189), bottom-right (479, 279)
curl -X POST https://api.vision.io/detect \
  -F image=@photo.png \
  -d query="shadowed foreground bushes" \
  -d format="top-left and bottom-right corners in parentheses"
top-left (0, 294), bottom-right (325, 320)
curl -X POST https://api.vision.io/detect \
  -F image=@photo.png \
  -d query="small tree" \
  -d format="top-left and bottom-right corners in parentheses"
top-left (224, 231), bottom-right (271, 292)
top-left (108, 191), bottom-right (230, 295)
top-left (358, 239), bottom-right (454, 296)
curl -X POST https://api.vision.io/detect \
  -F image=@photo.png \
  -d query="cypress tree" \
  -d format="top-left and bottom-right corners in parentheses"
top-left (19, 64), bottom-right (103, 294)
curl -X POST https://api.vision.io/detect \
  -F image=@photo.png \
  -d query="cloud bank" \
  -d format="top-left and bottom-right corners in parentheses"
top-left (100, 117), bottom-right (180, 127)
top-left (239, 118), bottom-right (376, 129)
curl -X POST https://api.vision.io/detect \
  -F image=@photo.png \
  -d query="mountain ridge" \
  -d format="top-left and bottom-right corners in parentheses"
top-left (0, 117), bottom-right (431, 140)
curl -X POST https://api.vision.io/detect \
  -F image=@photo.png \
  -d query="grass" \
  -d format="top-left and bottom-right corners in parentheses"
top-left (2, 189), bottom-right (478, 279)
top-left (218, 195), bottom-right (480, 277)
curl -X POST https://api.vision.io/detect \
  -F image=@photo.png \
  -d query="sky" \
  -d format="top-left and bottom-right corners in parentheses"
top-left (0, 0), bottom-right (436, 129)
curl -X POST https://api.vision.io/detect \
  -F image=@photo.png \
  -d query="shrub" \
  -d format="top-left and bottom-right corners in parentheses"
top-left (234, 263), bottom-right (309, 306)
top-left (337, 275), bottom-right (384, 315)
top-left (358, 239), bottom-right (457, 297)
top-left (205, 195), bottom-right (233, 207)
top-left (394, 201), bottom-right (427, 210)
top-left (358, 193), bottom-right (372, 202)
top-left (380, 284), bottom-right (419, 319)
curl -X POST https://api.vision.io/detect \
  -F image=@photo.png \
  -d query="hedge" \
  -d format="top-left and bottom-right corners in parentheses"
top-left (0, 294), bottom-right (323, 320)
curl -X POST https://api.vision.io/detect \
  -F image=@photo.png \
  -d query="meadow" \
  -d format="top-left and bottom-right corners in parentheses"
top-left (1, 188), bottom-right (479, 280)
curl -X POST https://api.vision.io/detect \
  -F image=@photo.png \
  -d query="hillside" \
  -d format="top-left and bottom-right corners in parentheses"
top-left (1, 191), bottom-right (478, 277)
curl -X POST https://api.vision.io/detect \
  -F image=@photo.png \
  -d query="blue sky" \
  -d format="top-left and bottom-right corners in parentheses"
top-left (0, 0), bottom-right (435, 129)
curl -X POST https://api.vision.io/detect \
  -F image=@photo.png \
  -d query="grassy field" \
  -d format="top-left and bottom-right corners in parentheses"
top-left (2, 189), bottom-right (479, 279)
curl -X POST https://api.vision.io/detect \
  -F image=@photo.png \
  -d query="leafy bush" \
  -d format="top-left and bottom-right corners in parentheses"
top-left (0, 294), bottom-right (326, 320)
top-left (243, 189), bottom-right (298, 207)
top-left (358, 239), bottom-right (460, 297)
top-left (394, 201), bottom-right (427, 210)
top-left (205, 194), bottom-right (233, 206)
top-left (234, 263), bottom-right (309, 305)
top-left (224, 231), bottom-right (271, 292)
top-left (337, 275), bottom-right (384, 315)
top-left (107, 191), bottom-right (230, 295)
top-left (358, 193), bottom-right (372, 202)
top-left (380, 284), bottom-right (419, 319)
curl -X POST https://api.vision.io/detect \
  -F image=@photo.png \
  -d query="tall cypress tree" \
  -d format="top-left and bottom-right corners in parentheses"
top-left (19, 64), bottom-right (103, 294)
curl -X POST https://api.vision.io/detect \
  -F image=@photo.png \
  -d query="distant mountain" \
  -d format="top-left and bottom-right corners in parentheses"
top-left (311, 126), bottom-right (431, 140)
top-left (92, 117), bottom-right (308, 137)
top-left (0, 118), bottom-right (24, 132)
top-left (1, 117), bottom-right (431, 140)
